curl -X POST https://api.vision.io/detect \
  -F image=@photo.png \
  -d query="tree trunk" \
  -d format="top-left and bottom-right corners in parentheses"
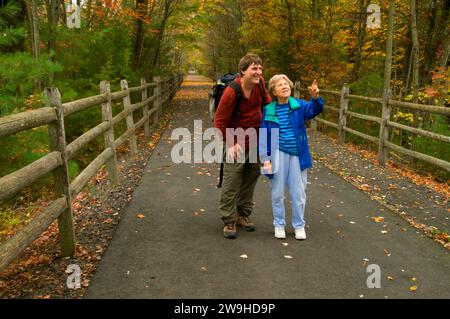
top-left (383, 0), bottom-right (395, 98)
top-left (351, 0), bottom-right (368, 81)
top-left (26, 0), bottom-right (41, 92)
top-left (377, 0), bottom-right (395, 165)
top-left (423, 0), bottom-right (437, 78)
top-left (403, 39), bottom-right (413, 98)
top-left (286, 0), bottom-right (293, 38)
top-left (47, 0), bottom-right (59, 86)
top-left (410, 0), bottom-right (419, 104)
top-left (132, 0), bottom-right (147, 71)
top-left (151, 0), bottom-right (174, 68)
top-left (283, 0), bottom-right (294, 78)
top-left (59, 0), bottom-right (67, 25)
top-left (439, 36), bottom-right (449, 108)
top-left (326, 0), bottom-right (334, 45)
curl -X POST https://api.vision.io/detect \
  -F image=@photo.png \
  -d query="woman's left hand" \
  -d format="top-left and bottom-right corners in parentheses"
top-left (308, 79), bottom-right (320, 99)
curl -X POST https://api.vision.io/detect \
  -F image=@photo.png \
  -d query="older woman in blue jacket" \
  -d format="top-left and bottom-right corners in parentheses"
top-left (259, 75), bottom-right (324, 240)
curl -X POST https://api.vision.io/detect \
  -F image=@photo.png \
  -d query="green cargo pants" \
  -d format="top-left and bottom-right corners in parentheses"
top-left (219, 150), bottom-right (260, 224)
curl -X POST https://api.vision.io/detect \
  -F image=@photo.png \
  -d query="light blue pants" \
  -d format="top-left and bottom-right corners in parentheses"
top-left (270, 149), bottom-right (308, 228)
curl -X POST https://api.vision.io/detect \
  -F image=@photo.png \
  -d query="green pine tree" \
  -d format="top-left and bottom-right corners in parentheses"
top-left (0, 1), bottom-right (26, 51)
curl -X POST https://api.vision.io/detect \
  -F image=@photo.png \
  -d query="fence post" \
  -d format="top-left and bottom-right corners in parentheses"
top-left (378, 90), bottom-right (392, 165)
top-left (153, 76), bottom-right (162, 124)
top-left (45, 87), bottom-right (75, 257)
top-left (100, 81), bottom-right (119, 185)
top-left (338, 83), bottom-right (349, 143)
top-left (170, 75), bottom-right (175, 99)
top-left (141, 78), bottom-right (150, 137)
top-left (293, 81), bottom-right (300, 98)
top-left (164, 76), bottom-right (170, 106)
top-left (120, 79), bottom-right (138, 156)
top-left (378, 0), bottom-right (395, 166)
top-left (161, 76), bottom-right (167, 108)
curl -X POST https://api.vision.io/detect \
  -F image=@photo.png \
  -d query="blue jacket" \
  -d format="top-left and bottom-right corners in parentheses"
top-left (259, 96), bottom-right (325, 178)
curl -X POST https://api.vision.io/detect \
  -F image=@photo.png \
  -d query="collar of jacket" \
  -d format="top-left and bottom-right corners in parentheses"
top-left (264, 96), bottom-right (300, 123)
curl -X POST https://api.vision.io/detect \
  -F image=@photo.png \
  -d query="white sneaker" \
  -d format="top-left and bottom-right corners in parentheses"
top-left (274, 227), bottom-right (286, 239)
top-left (295, 227), bottom-right (306, 240)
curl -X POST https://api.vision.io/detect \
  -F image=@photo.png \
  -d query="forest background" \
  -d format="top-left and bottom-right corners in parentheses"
top-left (0, 0), bottom-right (449, 235)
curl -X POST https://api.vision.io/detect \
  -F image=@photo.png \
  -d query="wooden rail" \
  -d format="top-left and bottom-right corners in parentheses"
top-left (0, 74), bottom-right (183, 271)
top-left (294, 82), bottom-right (450, 173)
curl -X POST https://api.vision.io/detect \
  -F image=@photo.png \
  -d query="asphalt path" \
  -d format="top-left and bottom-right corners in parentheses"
top-left (86, 75), bottom-right (450, 299)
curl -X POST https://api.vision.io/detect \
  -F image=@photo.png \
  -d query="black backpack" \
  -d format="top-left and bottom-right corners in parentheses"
top-left (209, 73), bottom-right (241, 121)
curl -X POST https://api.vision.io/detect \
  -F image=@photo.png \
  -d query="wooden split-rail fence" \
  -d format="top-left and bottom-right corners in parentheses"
top-left (294, 83), bottom-right (450, 173)
top-left (0, 75), bottom-right (183, 271)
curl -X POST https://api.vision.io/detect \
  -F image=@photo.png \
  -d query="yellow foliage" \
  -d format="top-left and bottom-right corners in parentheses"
top-left (393, 111), bottom-right (414, 123)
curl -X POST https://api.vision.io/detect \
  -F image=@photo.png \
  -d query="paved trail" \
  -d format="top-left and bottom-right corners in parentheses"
top-left (86, 75), bottom-right (450, 299)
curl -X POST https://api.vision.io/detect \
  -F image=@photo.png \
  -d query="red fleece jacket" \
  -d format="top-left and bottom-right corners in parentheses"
top-left (214, 76), bottom-right (271, 148)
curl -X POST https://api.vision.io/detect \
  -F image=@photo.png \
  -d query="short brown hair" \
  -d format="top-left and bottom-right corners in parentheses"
top-left (238, 53), bottom-right (262, 76)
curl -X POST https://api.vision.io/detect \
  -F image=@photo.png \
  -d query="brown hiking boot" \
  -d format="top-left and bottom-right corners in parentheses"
top-left (223, 222), bottom-right (236, 239)
top-left (236, 214), bottom-right (255, 231)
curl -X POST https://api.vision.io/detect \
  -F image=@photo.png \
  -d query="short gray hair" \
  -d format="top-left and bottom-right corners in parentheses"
top-left (268, 74), bottom-right (294, 100)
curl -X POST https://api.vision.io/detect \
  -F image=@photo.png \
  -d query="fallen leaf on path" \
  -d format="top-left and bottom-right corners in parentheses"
top-left (409, 285), bottom-right (417, 292)
top-left (82, 279), bottom-right (90, 287)
top-left (372, 216), bottom-right (385, 223)
top-left (137, 214), bottom-right (145, 219)
top-left (387, 276), bottom-right (394, 281)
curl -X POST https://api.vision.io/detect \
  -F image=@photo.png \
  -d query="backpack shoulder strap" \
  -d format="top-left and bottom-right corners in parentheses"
top-left (229, 81), bottom-right (242, 106)
top-left (228, 80), bottom-right (243, 117)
